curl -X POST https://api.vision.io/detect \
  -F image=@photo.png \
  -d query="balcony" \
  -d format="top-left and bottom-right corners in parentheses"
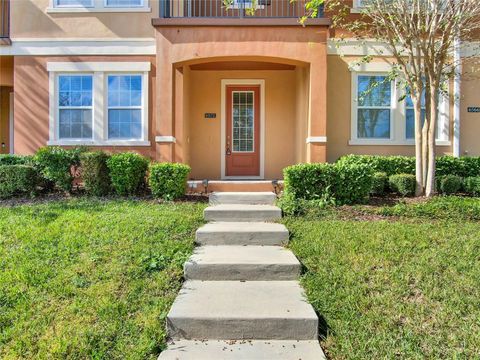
top-left (158, 0), bottom-right (324, 19)
top-left (0, 0), bottom-right (9, 45)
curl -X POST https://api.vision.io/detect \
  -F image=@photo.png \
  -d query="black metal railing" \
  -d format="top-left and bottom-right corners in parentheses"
top-left (0, 0), bottom-right (9, 40)
top-left (159, 0), bottom-right (323, 18)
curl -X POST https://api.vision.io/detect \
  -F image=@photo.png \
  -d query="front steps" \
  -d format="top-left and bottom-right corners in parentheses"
top-left (159, 191), bottom-right (325, 359)
top-left (196, 222), bottom-right (289, 246)
top-left (184, 246), bottom-right (301, 281)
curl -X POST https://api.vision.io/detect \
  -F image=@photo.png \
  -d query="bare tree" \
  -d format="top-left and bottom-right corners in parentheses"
top-left (304, 0), bottom-right (480, 196)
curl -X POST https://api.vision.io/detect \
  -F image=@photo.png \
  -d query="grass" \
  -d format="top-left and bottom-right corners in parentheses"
top-left (284, 196), bottom-right (480, 359)
top-left (0, 198), bottom-right (206, 360)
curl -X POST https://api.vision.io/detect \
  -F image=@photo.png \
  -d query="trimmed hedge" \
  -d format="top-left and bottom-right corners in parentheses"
top-left (389, 174), bottom-right (416, 197)
top-left (80, 152), bottom-right (111, 196)
top-left (371, 172), bottom-right (388, 196)
top-left (438, 175), bottom-right (463, 195)
top-left (149, 162), bottom-right (191, 200)
top-left (107, 153), bottom-right (149, 196)
top-left (0, 165), bottom-right (37, 199)
top-left (337, 154), bottom-right (480, 178)
top-left (465, 177), bottom-right (480, 196)
top-left (283, 162), bottom-right (373, 206)
top-left (34, 146), bottom-right (85, 192)
top-left (0, 154), bottom-right (34, 166)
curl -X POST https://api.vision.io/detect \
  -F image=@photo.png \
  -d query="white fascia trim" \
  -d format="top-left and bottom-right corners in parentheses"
top-left (306, 136), bottom-right (327, 143)
top-left (47, 62), bottom-right (151, 72)
top-left (0, 39), bottom-right (156, 56)
top-left (328, 39), bottom-right (394, 57)
top-left (47, 140), bottom-right (151, 146)
top-left (155, 136), bottom-right (177, 143)
top-left (349, 139), bottom-right (452, 146)
top-left (46, 7), bottom-right (151, 13)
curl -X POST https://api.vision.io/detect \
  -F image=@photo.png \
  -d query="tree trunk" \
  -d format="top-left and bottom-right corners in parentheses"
top-left (413, 96), bottom-right (424, 196)
top-left (425, 88), bottom-right (438, 197)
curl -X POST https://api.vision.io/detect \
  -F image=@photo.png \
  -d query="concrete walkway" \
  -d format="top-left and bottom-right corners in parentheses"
top-left (159, 192), bottom-right (326, 359)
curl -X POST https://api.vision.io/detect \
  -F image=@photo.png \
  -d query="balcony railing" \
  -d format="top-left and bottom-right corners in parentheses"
top-left (159, 0), bottom-right (323, 19)
top-left (0, 0), bottom-right (9, 44)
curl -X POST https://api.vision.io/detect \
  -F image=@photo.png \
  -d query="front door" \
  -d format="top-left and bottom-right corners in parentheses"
top-left (225, 85), bottom-right (260, 177)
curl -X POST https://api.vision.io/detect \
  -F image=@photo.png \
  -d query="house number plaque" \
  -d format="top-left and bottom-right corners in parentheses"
top-left (467, 107), bottom-right (480, 113)
top-left (205, 113), bottom-right (217, 118)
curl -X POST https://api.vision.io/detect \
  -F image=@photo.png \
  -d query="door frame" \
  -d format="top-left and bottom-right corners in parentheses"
top-left (221, 79), bottom-right (265, 180)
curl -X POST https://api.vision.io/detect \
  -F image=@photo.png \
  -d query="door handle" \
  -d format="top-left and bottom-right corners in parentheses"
top-left (226, 147), bottom-right (232, 155)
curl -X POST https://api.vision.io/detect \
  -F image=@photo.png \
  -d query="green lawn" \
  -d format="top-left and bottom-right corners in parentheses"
top-left (284, 197), bottom-right (480, 359)
top-left (0, 199), bottom-right (206, 360)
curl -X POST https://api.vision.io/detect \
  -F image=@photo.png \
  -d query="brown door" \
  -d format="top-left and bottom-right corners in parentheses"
top-left (226, 85), bottom-right (260, 177)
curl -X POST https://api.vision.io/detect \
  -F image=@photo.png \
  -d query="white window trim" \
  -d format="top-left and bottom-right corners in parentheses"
top-left (349, 63), bottom-right (450, 146)
top-left (350, 0), bottom-right (363, 13)
top-left (48, 0), bottom-right (150, 13)
top-left (48, 62), bottom-right (150, 147)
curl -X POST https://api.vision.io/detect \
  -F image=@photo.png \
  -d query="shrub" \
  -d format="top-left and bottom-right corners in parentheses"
top-left (439, 175), bottom-right (463, 195)
top-left (149, 162), bottom-right (191, 200)
top-left (107, 153), bottom-right (149, 196)
top-left (461, 157), bottom-right (480, 177)
top-left (464, 177), bottom-right (480, 196)
top-left (0, 165), bottom-right (38, 199)
top-left (334, 163), bottom-right (373, 205)
top-left (0, 154), bottom-right (34, 166)
top-left (337, 155), bottom-right (415, 176)
top-left (80, 151), bottom-right (111, 196)
top-left (283, 162), bottom-right (373, 206)
top-left (278, 191), bottom-right (335, 216)
top-left (436, 156), bottom-right (465, 177)
top-left (371, 172), bottom-right (388, 196)
top-left (389, 174), bottom-right (416, 197)
top-left (34, 146), bottom-right (85, 192)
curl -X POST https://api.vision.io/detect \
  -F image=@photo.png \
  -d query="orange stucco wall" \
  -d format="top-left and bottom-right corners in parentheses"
top-left (326, 55), bottom-right (453, 162)
top-left (460, 58), bottom-right (480, 157)
top-left (13, 56), bottom-right (157, 157)
top-left (183, 69), bottom-right (300, 180)
top-left (155, 25), bottom-right (329, 166)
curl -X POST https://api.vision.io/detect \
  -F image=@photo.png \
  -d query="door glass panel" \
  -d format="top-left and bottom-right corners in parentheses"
top-left (232, 91), bottom-right (254, 152)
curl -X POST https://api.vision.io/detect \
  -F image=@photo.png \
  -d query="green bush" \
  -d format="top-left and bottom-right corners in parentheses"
top-left (107, 153), bottom-right (149, 196)
top-left (283, 162), bottom-right (373, 206)
top-left (461, 157), bottom-right (480, 177)
top-left (277, 191), bottom-right (335, 216)
top-left (0, 154), bottom-right (34, 166)
top-left (0, 165), bottom-right (38, 198)
top-left (34, 146), bottom-right (86, 192)
top-left (438, 175), bottom-right (463, 195)
top-left (337, 155), bottom-right (415, 176)
top-left (389, 174), bottom-right (416, 197)
top-left (371, 172), bottom-right (388, 196)
top-left (149, 162), bottom-right (191, 200)
top-left (464, 177), bottom-right (480, 196)
top-left (80, 152), bottom-right (111, 196)
top-left (436, 156), bottom-right (465, 177)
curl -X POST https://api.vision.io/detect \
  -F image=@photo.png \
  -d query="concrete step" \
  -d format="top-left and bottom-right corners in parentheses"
top-left (209, 192), bottom-right (277, 205)
top-left (204, 205), bottom-right (282, 222)
top-left (158, 340), bottom-right (326, 360)
top-left (167, 281), bottom-right (318, 340)
top-left (196, 222), bottom-right (289, 246)
top-left (184, 246), bottom-right (301, 281)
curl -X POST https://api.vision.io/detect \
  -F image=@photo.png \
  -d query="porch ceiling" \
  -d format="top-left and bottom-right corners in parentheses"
top-left (189, 61), bottom-right (296, 71)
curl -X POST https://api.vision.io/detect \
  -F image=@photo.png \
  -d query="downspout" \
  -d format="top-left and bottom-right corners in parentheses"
top-left (453, 36), bottom-right (462, 157)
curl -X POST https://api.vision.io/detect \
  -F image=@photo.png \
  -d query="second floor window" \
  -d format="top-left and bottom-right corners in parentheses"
top-left (55, 0), bottom-right (93, 7)
top-left (52, 0), bottom-right (148, 10)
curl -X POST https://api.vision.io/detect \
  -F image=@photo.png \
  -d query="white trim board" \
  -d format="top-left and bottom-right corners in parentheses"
top-left (155, 136), bottom-right (176, 143)
top-left (9, 93), bottom-right (14, 154)
top-left (0, 39), bottom-right (156, 56)
top-left (220, 79), bottom-right (266, 180)
top-left (306, 136), bottom-right (327, 143)
top-left (47, 62), bottom-right (151, 72)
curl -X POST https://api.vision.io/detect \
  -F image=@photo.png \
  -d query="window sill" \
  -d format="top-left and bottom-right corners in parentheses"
top-left (47, 140), bottom-right (151, 147)
top-left (350, 8), bottom-right (363, 14)
top-left (349, 139), bottom-right (452, 146)
top-left (46, 7), bottom-right (151, 13)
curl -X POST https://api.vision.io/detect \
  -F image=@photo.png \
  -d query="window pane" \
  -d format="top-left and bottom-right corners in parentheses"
top-left (106, 0), bottom-right (143, 6)
top-left (108, 109), bottom-right (142, 139)
top-left (357, 109), bottom-right (391, 139)
top-left (108, 75), bottom-right (143, 107)
top-left (56, 0), bottom-right (92, 7)
top-left (232, 91), bottom-right (254, 152)
top-left (58, 75), bottom-right (93, 107)
top-left (406, 87), bottom-right (426, 108)
top-left (358, 76), bottom-right (391, 107)
top-left (59, 109), bottom-right (92, 139)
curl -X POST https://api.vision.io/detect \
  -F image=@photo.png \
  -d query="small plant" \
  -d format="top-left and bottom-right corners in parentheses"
top-left (149, 162), bottom-right (191, 200)
top-left (334, 163), bottom-right (373, 205)
top-left (107, 153), bottom-right (149, 196)
top-left (80, 151), bottom-right (111, 196)
top-left (389, 174), bottom-right (416, 197)
top-left (34, 146), bottom-right (86, 192)
top-left (464, 177), bottom-right (480, 196)
top-left (371, 172), bottom-right (388, 196)
top-left (439, 175), bottom-right (463, 195)
top-left (0, 165), bottom-right (38, 199)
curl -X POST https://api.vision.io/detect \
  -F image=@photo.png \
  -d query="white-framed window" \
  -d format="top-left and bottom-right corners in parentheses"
top-left (49, 0), bottom-right (149, 12)
top-left (229, 0), bottom-right (265, 10)
top-left (350, 63), bottom-right (450, 146)
top-left (58, 74), bottom-right (93, 140)
top-left (47, 62), bottom-right (150, 147)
